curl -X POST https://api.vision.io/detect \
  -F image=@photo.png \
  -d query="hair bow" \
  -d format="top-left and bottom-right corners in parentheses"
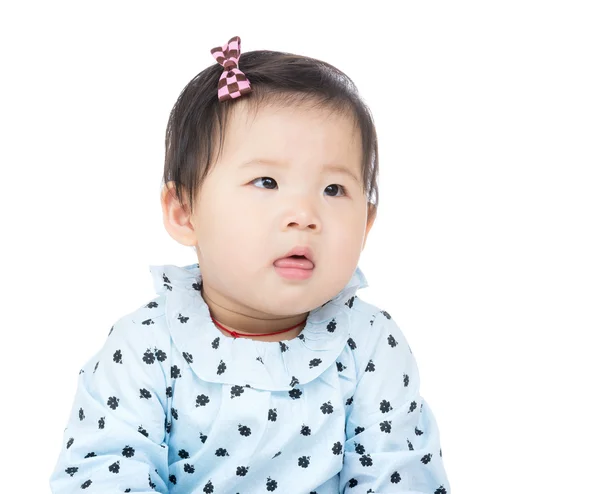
top-left (210, 36), bottom-right (252, 102)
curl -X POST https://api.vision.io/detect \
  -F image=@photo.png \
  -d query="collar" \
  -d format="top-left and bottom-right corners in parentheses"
top-left (148, 262), bottom-right (368, 391)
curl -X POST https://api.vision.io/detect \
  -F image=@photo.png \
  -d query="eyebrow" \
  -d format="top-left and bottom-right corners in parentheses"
top-left (239, 159), bottom-right (361, 185)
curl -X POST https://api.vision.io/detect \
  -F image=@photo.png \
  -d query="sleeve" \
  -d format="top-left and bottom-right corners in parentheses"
top-left (49, 315), bottom-right (171, 493)
top-left (340, 311), bottom-right (451, 493)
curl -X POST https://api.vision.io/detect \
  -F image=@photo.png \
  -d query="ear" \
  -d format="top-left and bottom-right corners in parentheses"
top-left (362, 203), bottom-right (377, 250)
top-left (160, 181), bottom-right (197, 247)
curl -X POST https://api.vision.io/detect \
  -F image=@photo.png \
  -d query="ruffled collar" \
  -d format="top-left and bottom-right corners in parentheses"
top-left (148, 262), bottom-right (368, 391)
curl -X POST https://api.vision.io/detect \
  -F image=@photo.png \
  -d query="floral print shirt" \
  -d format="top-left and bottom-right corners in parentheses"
top-left (50, 263), bottom-right (451, 493)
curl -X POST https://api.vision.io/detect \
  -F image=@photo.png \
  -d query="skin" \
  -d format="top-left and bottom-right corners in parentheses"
top-left (161, 99), bottom-right (376, 341)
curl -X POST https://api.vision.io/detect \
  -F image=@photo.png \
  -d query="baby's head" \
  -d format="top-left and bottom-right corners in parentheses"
top-left (161, 42), bottom-right (379, 318)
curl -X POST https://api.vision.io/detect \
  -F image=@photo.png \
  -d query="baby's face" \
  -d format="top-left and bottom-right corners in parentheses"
top-left (189, 100), bottom-right (374, 316)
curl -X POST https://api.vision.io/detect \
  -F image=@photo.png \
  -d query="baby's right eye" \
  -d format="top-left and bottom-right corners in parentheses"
top-left (251, 177), bottom-right (277, 189)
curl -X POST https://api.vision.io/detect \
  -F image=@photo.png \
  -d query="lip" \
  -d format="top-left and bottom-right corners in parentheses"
top-left (275, 246), bottom-right (315, 265)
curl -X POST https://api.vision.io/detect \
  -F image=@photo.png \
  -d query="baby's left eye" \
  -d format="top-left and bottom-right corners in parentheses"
top-left (324, 184), bottom-right (346, 197)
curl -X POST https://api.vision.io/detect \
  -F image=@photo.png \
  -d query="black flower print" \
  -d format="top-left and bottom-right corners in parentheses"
top-left (415, 426), bottom-right (423, 436)
top-left (107, 396), bottom-right (119, 410)
top-left (349, 478), bottom-right (358, 488)
top-left (326, 319), bottom-right (337, 333)
top-left (178, 449), bottom-right (189, 459)
top-left (266, 477), bottom-right (278, 491)
top-left (380, 420), bottom-right (392, 433)
top-left (309, 358), bottom-right (322, 368)
top-left (212, 337), bottom-right (220, 349)
top-left (184, 463), bottom-right (195, 474)
top-left (148, 474), bottom-right (156, 489)
top-left (98, 417), bottom-right (105, 429)
top-left (380, 399), bottom-right (392, 413)
top-left (183, 352), bottom-right (193, 364)
top-left (279, 341), bottom-right (288, 352)
top-left (237, 466), bottom-right (249, 476)
top-left (355, 426), bottom-right (365, 435)
top-left (108, 461), bottom-right (120, 473)
top-left (81, 479), bottom-right (92, 489)
top-left (113, 349), bottom-right (122, 364)
top-left (155, 348), bottom-right (167, 362)
top-left (215, 448), bottom-right (229, 457)
top-left (217, 360), bottom-right (227, 375)
top-left (171, 408), bottom-right (179, 420)
top-left (336, 361), bottom-right (346, 372)
top-left (238, 424), bottom-right (251, 436)
top-left (348, 337), bottom-right (357, 350)
top-left (199, 432), bottom-right (207, 443)
top-left (289, 388), bottom-right (302, 399)
top-left (177, 313), bottom-right (189, 323)
top-left (435, 487), bottom-right (447, 494)
top-left (421, 453), bottom-right (432, 464)
top-left (196, 394), bottom-right (210, 407)
top-left (203, 480), bottom-right (213, 493)
top-left (409, 400), bottom-right (417, 413)
top-left (391, 471), bottom-right (401, 484)
top-left (381, 310), bottom-right (391, 319)
top-left (289, 375), bottom-right (299, 387)
top-left (268, 408), bottom-right (277, 421)
top-left (359, 454), bottom-right (373, 467)
top-left (140, 388), bottom-right (152, 399)
top-left (272, 451), bottom-right (281, 459)
top-left (142, 349), bottom-right (155, 365)
top-left (404, 373), bottom-right (410, 387)
top-left (297, 333), bottom-right (305, 341)
top-left (300, 425), bottom-right (311, 436)
top-left (138, 425), bottom-right (148, 437)
top-left (84, 452), bottom-right (96, 458)
top-left (231, 385), bottom-right (244, 398)
top-left (365, 359), bottom-right (375, 372)
top-left (171, 365), bottom-right (181, 379)
top-left (79, 407), bottom-right (85, 421)
top-left (169, 474), bottom-right (177, 484)
top-left (122, 445), bottom-right (135, 458)
top-left (346, 296), bottom-right (355, 308)
top-left (320, 401), bottom-right (334, 414)
top-left (387, 334), bottom-right (397, 347)
top-left (165, 421), bottom-right (171, 433)
top-left (332, 441), bottom-right (343, 455)
top-left (354, 443), bottom-right (365, 455)
top-left (407, 439), bottom-right (414, 450)
top-left (65, 466), bottom-right (78, 477)
top-left (141, 318), bottom-right (155, 326)
top-left (346, 396), bottom-right (353, 406)
top-left (93, 361), bottom-right (99, 373)
top-left (298, 456), bottom-right (310, 468)
top-left (166, 386), bottom-right (173, 398)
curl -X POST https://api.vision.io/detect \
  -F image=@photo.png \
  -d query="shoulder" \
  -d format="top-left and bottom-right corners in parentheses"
top-left (344, 296), bottom-right (413, 371)
top-left (347, 296), bottom-right (407, 351)
top-left (105, 294), bottom-right (170, 350)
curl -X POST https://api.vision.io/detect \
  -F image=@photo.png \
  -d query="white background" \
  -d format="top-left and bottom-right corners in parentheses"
top-left (1, 1), bottom-right (599, 492)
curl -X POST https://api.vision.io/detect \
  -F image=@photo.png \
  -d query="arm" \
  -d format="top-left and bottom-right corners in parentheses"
top-left (340, 312), bottom-right (450, 493)
top-left (49, 314), bottom-right (171, 493)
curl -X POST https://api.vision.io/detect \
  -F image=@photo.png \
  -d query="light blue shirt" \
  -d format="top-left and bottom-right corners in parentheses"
top-left (50, 263), bottom-right (451, 493)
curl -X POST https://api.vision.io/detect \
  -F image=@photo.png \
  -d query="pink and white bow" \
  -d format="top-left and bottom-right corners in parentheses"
top-left (210, 36), bottom-right (252, 102)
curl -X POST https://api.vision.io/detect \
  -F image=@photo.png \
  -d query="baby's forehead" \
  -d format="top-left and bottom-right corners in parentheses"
top-left (221, 105), bottom-right (361, 163)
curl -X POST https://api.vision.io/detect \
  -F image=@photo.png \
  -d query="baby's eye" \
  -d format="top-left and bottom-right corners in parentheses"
top-left (250, 177), bottom-right (347, 197)
top-left (251, 177), bottom-right (277, 189)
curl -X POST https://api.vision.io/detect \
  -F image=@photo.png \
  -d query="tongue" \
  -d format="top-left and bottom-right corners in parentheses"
top-left (274, 257), bottom-right (314, 269)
